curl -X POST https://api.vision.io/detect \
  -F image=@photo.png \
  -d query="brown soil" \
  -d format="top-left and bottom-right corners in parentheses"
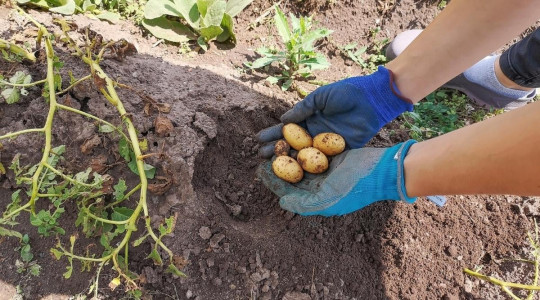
top-left (0, 1), bottom-right (538, 300)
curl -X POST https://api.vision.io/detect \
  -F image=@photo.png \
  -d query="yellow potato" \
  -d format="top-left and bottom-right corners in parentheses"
top-left (274, 139), bottom-right (290, 156)
top-left (297, 147), bottom-right (328, 174)
top-left (282, 123), bottom-right (312, 151)
top-left (313, 133), bottom-right (346, 156)
top-left (272, 156), bottom-right (304, 183)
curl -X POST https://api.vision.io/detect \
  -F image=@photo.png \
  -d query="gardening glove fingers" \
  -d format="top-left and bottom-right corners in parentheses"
top-left (258, 142), bottom-right (277, 158)
top-left (256, 123), bottom-right (284, 143)
top-left (275, 140), bottom-right (418, 216)
top-left (268, 66), bottom-right (414, 150)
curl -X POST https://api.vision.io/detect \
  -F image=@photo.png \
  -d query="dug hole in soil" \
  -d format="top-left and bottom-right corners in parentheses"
top-left (0, 2), bottom-right (539, 300)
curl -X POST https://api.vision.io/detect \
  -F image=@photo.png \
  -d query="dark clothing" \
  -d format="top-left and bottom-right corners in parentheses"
top-left (500, 28), bottom-right (540, 88)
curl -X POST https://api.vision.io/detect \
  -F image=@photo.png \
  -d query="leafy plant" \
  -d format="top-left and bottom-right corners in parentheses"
top-left (15, 234), bottom-right (41, 277)
top-left (142, 0), bottom-right (253, 49)
top-left (246, 5), bottom-right (332, 91)
top-left (0, 71), bottom-right (33, 104)
top-left (0, 8), bottom-right (184, 297)
top-left (17, 0), bottom-right (121, 21)
top-left (400, 89), bottom-right (502, 140)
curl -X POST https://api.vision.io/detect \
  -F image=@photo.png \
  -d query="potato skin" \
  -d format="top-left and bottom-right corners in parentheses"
top-left (282, 124), bottom-right (313, 151)
top-left (313, 133), bottom-right (346, 156)
top-left (274, 139), bottom-right (290, 156)
top-left (272, 156), bottom-right (304, 183)
top-left (297, 147), bottom-right (329, 174)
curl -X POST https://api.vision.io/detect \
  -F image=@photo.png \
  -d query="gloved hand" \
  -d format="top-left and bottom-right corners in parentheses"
top-left (257, 140), bottom-right (417, 216)
top-left (256, 66), bottom-right (414, 157)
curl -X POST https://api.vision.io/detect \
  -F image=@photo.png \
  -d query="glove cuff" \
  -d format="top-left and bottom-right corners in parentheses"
top-left (396, 140), bottom-right (417, 203)
top-left (366, 66), bottom-right (414, 126)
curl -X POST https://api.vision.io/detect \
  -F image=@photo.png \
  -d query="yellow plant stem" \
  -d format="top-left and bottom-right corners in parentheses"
top-left (0, 128), bottom-right (44, 140)
top-left (0, 79), bottom-right (46, 87)
top-left (464, 268), bottom-right (540, 290)
top-left (28, 28), bottom-right (57, 214)
top-left (0, 39), bottom-right (36, 62)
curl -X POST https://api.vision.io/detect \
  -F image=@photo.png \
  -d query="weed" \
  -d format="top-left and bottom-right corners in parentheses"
top-left (16, 0), bottom-right (122, 22)
top-left (15, 234), bottom-right (41, 277)
top-left (0, 7), bottom-right (184, 297)
top-left (400, 89), bottom-right (502, 141)
top-left (142, 0), bottom-right (253, 49)
top-left (246, 5), bottom-right (332, 91)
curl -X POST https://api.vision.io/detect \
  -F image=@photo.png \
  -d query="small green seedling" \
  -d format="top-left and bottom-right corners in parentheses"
top-left (142, 0), bottom-right (253, 49)
top-left (246, 5), bottom-right (332, 91)
top-left (15, 234), bottom-right (41, 277)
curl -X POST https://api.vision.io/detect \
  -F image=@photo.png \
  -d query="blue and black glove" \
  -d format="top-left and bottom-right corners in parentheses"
top-left (256, 66), bottom-right (413, 157)
top-left (257, 141), bottom-right (417, 216)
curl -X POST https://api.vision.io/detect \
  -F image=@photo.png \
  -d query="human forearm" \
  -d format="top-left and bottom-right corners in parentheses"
top-left (404, 100), bottom-right (540, 197)
top-left (386, 0), bottom-right (540, 103)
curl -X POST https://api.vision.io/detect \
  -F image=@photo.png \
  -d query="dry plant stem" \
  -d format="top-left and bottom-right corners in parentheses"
top-left (0, 39), bottom-right (36, 62)
top-left (464, 269), bottom-right (540, 290)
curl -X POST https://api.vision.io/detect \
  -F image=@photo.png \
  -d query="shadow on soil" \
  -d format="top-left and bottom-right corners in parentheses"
top-left (0, 47), bottom-right (398, 299)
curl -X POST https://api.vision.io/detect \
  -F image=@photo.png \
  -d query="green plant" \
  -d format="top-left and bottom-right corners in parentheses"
top-left (142, 0), bottom-right (253, 49)
top-left (16, 0), bottom-right (122, 22)
top-left (246, 5), bottom-right (332, 91)
top-left (15, 234), bottom-right (41, 276)
top-left (0, 8), bottom-right (184, 297)
top-left (400, 89), bottom-right (502, 140)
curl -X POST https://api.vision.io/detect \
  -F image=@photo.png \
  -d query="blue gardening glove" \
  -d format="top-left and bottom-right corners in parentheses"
top-left (257, 140), bottom-right (417, 216)
top-left (257, 66), bottom-right (413, 157)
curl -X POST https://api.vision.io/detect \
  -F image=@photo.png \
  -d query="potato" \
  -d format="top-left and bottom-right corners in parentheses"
top-left (272, 156), bottom-right (304, 183)
top-left (297, 147), bottom-right (328, 174)
top-left (282, 123), bottom-right (312, 151)
top-left (313, 133), bottom-right (346, 156)
top-left (274, 139), bottom-right (290, 156)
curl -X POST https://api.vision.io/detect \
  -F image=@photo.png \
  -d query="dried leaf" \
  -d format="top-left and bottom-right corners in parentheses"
top-left (154, 116), bottom-right (174, 137)
top-left (80, 135), bottom-right (101, 154)
top-left (89, 154), bottom-right (108, 173)
top-left (148, 176), bottom-right (172, 195)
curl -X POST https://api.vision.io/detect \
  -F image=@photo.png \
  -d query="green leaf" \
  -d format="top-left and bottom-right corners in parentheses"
top-left (2, 88), bottom-right (19, 104)
top-left (128, 156), bottom-right (156, 179)
top-left (133, 234), bottom-right (149, 247)
top-left (49, 0), bottom-right (76, 15)
top-left (202, 0), bottom-right (226, 27)
top-left (113, 179), bottom-right (127, 201)
top-left (250, 56), bottom-right (279, 69)
top-left (166, 263), bottom-right (187, 277)
top-left (197, 36), bottom-right (208, 51)
top-left (196, 0), bottom-right (214, 17)
top-left (144, 0), bottom-right (179, 19)
top-left (225, 0), bottom-right (252, 17)
top-left (282, 78), bottom-right (293, 91)
top-left (216, 13), bottom-right (234, 43)
top-left (142, 17), bottom-right (195, 43)
top-left (63, 265), bottom-right (73, 279)
top-left (98, 124), bottom-right (115, 133)
top-left (147, 248), bottom-right (163, 265)
top-left (95, 11), bottom-right (120, 23)
top-left (50, 248), bottom-right (64, 260)
top-left (199, 25), bottom-right (223, 41)
top-left (173, 0), bottom-right (200, 29)
top-left (29, 264), bottom-right (41, 276)
top-left (274, 6), bottom-right (291, 43)
top-left (82, 0), bottom-right (96, 11)
top-left (266, 76), bottom-right (279, 85)
top-left (118, 138), bottom-right (131, 162)
top-left (111, 207), bottom-right (133, 221)
top-left (0, 226), bottom-right (22, 239)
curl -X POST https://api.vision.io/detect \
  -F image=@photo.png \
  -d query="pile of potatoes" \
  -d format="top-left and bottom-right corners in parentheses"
top-left (272, 124), bottom-right (346, 183)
